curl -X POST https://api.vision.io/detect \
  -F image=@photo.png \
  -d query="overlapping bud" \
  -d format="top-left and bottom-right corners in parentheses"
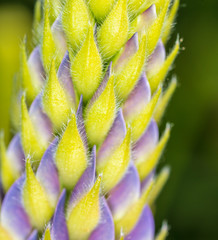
top-left (0, 0), bottom-right (180, 239)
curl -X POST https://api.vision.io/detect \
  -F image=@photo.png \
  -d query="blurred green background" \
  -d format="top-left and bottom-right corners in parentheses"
top-left (0, 0), bottom-right (217, 239)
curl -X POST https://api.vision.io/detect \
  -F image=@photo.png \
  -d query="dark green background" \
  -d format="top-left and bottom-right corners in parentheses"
top-left (0, 0), bottom-right (218, 239)
top-left (156, 1), bottom-right (218, 239)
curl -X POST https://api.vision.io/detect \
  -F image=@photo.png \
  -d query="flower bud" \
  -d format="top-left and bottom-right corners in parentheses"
top-left (85, 75), bottom-right (116, 146)
top-left (67, 176), bottom-right (102, 239)
top-left (128, 88), bottom-right (161, 142)
top-left (42, 60), bottom-right (71, 130)
top-left (115, 179), bottom-right (154, 236)
top-left (114, 34), bottom-right (147, 100)
top-left (62, 0), bottom-right (92, 50)
top-left (55, 113), bottom-right (88, 189)
top-left (71, 25), bottom-right (103, 102)
top-left (148, 40), bottom-right (179, 93)
top-left (22, 158), bottom-right (54, 230)
top-left (21, 42), bottom-right (38, 103)
top-left (137, 124), bottom-right (171, 180)
top-left (162, 0), bottom-right (180, 44)
top-left (42, 9), bottom-right (56, 73)
top-left (97, 129), bottom-right (131, 193)
top-left (144, 0), bottom-right (170, 57)
top-left (21, 95), bottom-right (47, 160)
top-left (97, 0), bottom-right (129, 59)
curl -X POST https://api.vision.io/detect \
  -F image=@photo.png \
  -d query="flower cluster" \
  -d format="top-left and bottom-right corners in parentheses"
top-left (0, 0), bottom-right (179, 239)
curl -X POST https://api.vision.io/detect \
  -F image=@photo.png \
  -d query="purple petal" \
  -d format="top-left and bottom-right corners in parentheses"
top-left (107, 163), bottom-right (140, 219)
top-left (138, 4), bottom-right (157, 32)
top-left (76, 95), bottom-right (83, 122)
top-left (28, 46), bottom-right (45, 86)
top-left (114, 33), bottom-right (138, 72)
top-left (7, 134), bottom-right (25, 174)
top-left (27, 230), bottom-right (38, 240)
top-left (125, 205), bottom-right (155, 240)
top-left (97, 110), bottom-right (126, 166)
top-left (0, 181), bottom-right (3, 202)
top-left (146, 41), bottom-right (166, 76)
top-left (52, 15), bottom-right (67, 58)
top-left (36, 139), bottom-right (60, 206)
top-left (133, 119), bottom-right (159, 164)
top-left (103, 62), bottom-right (112, 82)
top-left (29, 94), bottom-right (53, 144)
top-left (51, 190), bottom-right (69, 240)
top-left (89, 198), bottom-right (114, 240)
top-left (1, 176), bottom-right (32, 240)
top-left (123, 73), bottom-right (151, 121)
top-left (76, 95), bottom-right (88, 149)
top-left (87, 64), bottom-right (111, 111)
top-left (58, 52), bottom-right (77, 107)
top-left (68, 146), bottom-right (96, 208)
top-left (141, 171), bottom-right (155, 193)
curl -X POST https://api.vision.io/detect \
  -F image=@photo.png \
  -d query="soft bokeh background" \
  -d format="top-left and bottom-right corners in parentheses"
top-left (0, 0), bottom-right (217, 239)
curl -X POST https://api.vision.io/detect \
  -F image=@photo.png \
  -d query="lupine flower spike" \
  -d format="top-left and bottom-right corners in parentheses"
top-left (0, 0), bottom-right (180, 239)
